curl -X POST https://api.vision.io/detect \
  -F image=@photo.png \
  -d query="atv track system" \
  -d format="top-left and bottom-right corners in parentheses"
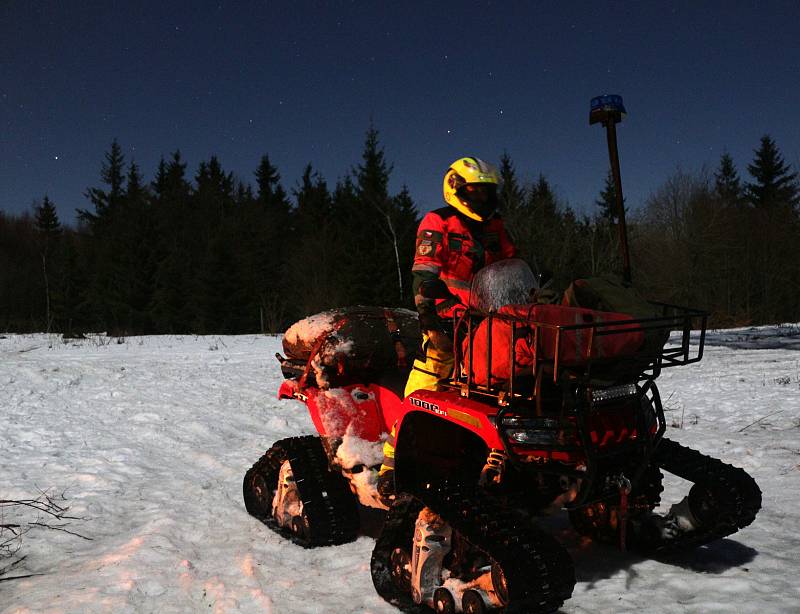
top-left (243, 435), bottom-right (360, 547)
top-left (371, 484), bottom-right (575, 613)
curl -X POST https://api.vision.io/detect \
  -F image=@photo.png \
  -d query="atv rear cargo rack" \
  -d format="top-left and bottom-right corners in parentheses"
top-left (448, 302), bottom-right (708, 409)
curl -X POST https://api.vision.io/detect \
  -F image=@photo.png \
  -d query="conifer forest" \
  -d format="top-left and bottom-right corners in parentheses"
top-left (2, 129), bottom-right (799, 335)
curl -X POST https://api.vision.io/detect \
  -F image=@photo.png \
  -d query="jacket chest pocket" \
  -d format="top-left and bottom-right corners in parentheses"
top-left (447, 233), bottom-right (481, 273)
top-left (447, 234), bottom-right (465, 253)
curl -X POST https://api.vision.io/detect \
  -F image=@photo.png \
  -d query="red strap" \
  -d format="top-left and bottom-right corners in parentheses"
top-left (299, 319), bottom-right (346, 389)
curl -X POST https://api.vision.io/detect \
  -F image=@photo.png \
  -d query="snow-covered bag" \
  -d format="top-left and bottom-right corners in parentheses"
top-left (282, 306), bottom-right (420, 388)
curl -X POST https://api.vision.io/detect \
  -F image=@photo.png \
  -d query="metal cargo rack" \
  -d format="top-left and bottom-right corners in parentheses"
top-left (446, 302), bottom-right (708, 409)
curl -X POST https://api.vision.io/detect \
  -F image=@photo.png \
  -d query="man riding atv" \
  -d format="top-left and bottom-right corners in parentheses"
top-left (379, 157), bottom-right (518, 499)
top-left (406, 156), bottom-right (517, 396)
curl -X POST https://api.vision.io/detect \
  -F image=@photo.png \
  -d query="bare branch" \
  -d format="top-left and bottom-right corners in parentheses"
top-left (738, 410), bottom-right (784, 432)
top-left (28, 522), bottom-right (93, 541)
top-left (1, 489), bottom-right (90, 581)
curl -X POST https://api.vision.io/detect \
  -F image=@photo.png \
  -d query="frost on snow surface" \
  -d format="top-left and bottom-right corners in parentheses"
top-left (2, 331), bottom-right (800, 612)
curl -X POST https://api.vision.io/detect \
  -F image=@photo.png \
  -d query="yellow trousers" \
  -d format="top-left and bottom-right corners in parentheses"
top-left (379, 335), bottom-right (454, 482)
top-left (403, 332), bottom-right (455, 397)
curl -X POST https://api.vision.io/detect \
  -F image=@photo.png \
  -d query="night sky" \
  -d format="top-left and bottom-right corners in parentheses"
top-left (3, 1), bottom-right (800, 224)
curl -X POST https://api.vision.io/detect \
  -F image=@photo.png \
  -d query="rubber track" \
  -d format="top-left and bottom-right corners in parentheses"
top-left (371, 484), bottom-right (575, 613)
top-left (243, 435), bottom-right (360, 548)
top-left (635, 437), bottom-right (762, 554)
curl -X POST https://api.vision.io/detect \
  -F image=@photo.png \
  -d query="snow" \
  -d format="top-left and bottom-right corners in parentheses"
top-left (284, 312), bottom-right (338, 348)
top-left (2, 330), bottom-right (800, 612)
top-left (284, 311), bottom-right (357, 389)
top-left (335, 427), bottom-right (387, 509)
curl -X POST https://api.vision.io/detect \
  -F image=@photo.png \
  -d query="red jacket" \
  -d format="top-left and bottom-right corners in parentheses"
top-left (412, 207), bottom-right (516, 318)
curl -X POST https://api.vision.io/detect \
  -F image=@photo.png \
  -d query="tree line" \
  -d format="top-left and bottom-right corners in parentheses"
top-left (1, 131), bottom-right (798, 334)
top-left (499, 135), bottom-right (800, 326)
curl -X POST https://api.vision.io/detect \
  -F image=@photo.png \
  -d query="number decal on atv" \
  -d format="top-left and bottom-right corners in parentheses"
top-left (408, 397), bottom-right (447, 417)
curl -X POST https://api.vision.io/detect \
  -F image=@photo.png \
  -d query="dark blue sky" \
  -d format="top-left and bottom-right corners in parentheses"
top-left (3, 1), bottom-right (800, 224)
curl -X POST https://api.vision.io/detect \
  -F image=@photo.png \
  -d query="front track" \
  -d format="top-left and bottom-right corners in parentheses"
top-left (371, 483), bottom-right (575, 613)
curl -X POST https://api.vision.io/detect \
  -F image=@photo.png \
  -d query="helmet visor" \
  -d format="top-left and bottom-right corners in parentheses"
top-left (456, 183), bottom-right (498, 219)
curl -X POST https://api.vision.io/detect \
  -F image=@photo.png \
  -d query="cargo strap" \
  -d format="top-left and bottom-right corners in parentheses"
top-left (299, 319), bottom-right (346, 389)
top-left (384, 309), bottom-right (408, 369)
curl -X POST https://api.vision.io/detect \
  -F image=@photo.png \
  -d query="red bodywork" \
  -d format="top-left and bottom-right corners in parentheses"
top-left (279, 379), bottom-right (643, 466)
top-left (279, 378), bottom-right (401, 442)
top-left (279, 379), bottom-right (503, 447)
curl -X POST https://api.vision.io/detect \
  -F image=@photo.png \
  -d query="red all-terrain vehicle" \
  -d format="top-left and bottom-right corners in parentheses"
top-left (243, 259), bottom-right (761, 614)
top-left (243, 95), bottom-right (760, 613)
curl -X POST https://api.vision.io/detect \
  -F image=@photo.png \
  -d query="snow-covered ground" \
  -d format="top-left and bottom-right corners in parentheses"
top-left (1, 330), bottom-right (799, 613)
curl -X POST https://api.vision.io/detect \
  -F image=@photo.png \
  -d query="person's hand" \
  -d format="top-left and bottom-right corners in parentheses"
top-left (427, 329), bottom-right (453, 353)
top-left (530, 288), bottom-right (561, 305)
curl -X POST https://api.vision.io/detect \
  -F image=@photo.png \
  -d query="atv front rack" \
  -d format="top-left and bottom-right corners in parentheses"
top-left (448, 302), bottom-right (707, 408)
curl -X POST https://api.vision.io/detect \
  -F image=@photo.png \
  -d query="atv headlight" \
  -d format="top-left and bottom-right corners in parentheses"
top-left (506, 429), bottom-right (559, 445)
top-left (591, 383), bottom-right (638, 404)
top-left (501, 417), bottom-right (561, 446)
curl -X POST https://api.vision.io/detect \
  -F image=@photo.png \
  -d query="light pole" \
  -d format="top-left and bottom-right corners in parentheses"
top-left (590, 94), bottom-right (631, 284)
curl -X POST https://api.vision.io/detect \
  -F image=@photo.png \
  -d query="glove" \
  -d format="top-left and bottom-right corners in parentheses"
top-left (530, 288), bottom-right (561, 305)
top-left (417, 311), bottom-right (442, 331)
top-left (427, 329), bottom-right (453, 353)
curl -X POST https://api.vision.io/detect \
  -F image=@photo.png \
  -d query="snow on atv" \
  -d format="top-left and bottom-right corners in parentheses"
top-left (242, 258), bottom-right (761, 614)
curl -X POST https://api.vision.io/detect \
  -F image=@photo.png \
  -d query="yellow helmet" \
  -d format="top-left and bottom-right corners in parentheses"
top-left (443, 157), bottom-right (501, 222)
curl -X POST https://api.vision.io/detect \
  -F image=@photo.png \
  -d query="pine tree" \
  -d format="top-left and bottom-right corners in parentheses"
top-left (746, 135), bottom-right (800, 210)
top-left (713, 152), bottom-right (743, 205)
top-left (255, 154), bottom-right (288, 206)
top-left (288, 165), bottom-right (342, 315)
top-left (34, 196), bottom-right (62, 331)
top-left (119, 161), bottom-right (155, 332)
top-left (90, 159), bottom-right (153, 334)
top-left (527, 175), bottom-right (565, 282)
top-left (193, 156), bottom-right (239, 332)
top-left (390, 185), bottom-right (419, 307)
top-left (151, 151), bottom-right (194, 333)
top-left (595, 170), bottom-right (625, 221)
top-left (35, 195), bottom-right (61, 237)
top-left (249, 155), bottom-right (292, 332)
top-left (195, 156), bottom-right (235, 224)
top-left (586, 170), bottom-right (627, 277)
top-left (78, 139), bottom-right (125, 225)
top-left (352, 126), bottom-right (406, 304)
top-left (79, 140), bottom-right (128, 330)
top-left (529, 174), bottom-right (559, 218)
top-left (498, 152), bottom-right (525, 216)
top-left (745, 135), bottom-right (800, 322)
top-left (500, 171), bottom-right (562, 283)
top-left (708, 153), bottom-right (746, 319)
top-left (356, 126), bottom-right (392, 206)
